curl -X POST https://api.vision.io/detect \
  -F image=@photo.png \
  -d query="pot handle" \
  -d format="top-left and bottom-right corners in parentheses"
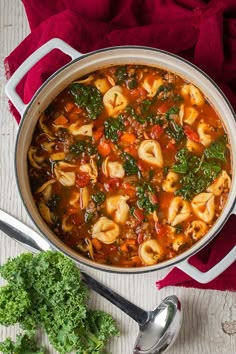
top-left (175, 246), bottom-right (236, 283)
top-left (5, 38), bottom-right (81, 115)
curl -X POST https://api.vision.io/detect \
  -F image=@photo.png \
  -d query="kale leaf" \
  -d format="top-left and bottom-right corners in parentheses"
top-left (104, 115), bottom-right (124, 142)
top-left (122, 152), bottom-right (139, 176)
top-left (70, 140), bottom-right (97, 157)
top-left (204, 136), bottom-right (227, 161)
top-left (92, 191), bottom-right (106, 205)
top-left (0, 251), bottom-right (119, 354)
top-left (115, 66), bottom-right (128, 85)
top-left (136, 182), bottom-right (159, 214)
top-left (70, 83), bottom-right (103, 120)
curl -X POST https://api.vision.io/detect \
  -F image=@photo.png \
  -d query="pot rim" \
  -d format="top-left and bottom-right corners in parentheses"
top-left (14, 44), bottom-right (236, 274)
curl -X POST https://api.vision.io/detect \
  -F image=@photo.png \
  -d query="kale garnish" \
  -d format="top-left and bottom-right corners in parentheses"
top-left (104, 115), bottom-right (124, 142)
top-left (136, 182), bottom-right (159, 214)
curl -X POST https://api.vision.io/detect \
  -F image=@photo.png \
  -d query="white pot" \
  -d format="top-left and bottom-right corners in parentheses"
top-left (5, 38), bottom-right (236, 282)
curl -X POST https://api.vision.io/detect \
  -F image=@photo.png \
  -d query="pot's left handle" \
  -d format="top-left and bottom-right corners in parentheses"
top-left (5, 38), bottom-right (81, 115)
top-left (175, 246), bottom-right (236, 283)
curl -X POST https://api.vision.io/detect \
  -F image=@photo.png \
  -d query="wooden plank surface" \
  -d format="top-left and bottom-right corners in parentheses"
top-left (0, 1), bottom-right (235, 353)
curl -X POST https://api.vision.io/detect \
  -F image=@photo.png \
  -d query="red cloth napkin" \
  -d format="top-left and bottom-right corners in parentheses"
top-left (4, 0), bottom-right (236, 290)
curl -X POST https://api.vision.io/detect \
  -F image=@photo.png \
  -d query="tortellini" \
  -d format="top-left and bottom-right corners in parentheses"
top-left (54, 162), bottom-right (76, 186)
top-left (102, 157), bottom-right (125, 179)
top-left (172, 235), bottom-right (188, 252)
top-left (80, 158), bottom-right (98, 183)
top-left (191, 192), bottom-right (215, 223)
top-left (106, 195), bottom-right (130, 224)
top-left (80, 186), bottom-right (90, 210)
top-left (179, 104), bottom-right (199, 125)
top-left (69, 191), bottom-right (81, 208)
top-left (69, 122), bottom-right (93, 136)
top-left (185, 220), bottom-right (208, 241)
top-left (142, 76), bottom-right (163, 97)
top-left (168, 197), bottom-right (191, 226)
top-left (138, 140), bottom-right (163, 168)
top-left (50, 152), bottom-right (66, 161)
top-left (38, 202), bottom-right (53, 225)
top-left (103, 85), bottom-right (128, 117)
top-left (62, 215), bottom-right (74, 232)
top-left (197, 121), bottom-right (213, 147)
top-left (139, 239), bottom-right (163, 265)
top-left (181, 84), bottom-right (205, 106)
top-left (162, 171), bottom-right (179, 192)
top-left (207, 170), bottom-right (231, 196)
top-left (186, 139), bottom-right (202, 154)
top-left (94, 78), bottom-right (111, 94)
top-left (92, 217), bottom-right (120, 244)
top-left (36, 179), bottom-right (56, 201)
top-left (28, 146), bottom-right (45, 169)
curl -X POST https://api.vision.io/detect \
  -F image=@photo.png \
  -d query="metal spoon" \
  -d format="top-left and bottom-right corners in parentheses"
top-left (0, 209), bottom-right (182, 354)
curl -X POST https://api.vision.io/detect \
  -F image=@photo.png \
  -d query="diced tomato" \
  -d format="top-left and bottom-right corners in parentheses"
top-left (76, 172), bottom-right (90, 188)
top-left (150, 124), bottom-right (164, 140)
top-left (133, 208), bottom-right (145, 223)
top-left (149, 193), bottom-right (158, 205)
top-left (124, 146), bottom-right (138, 158)
top-left (137, 232), bottom-right (144, 244)
top-left (93, 127), bottom-right (104, 142)
top-left (183, 125), bottom-right (200, 142)
top-left (158, 102), bottom-right (169, 114)
top-left (130, 87), bottom-right (147, 98)
top-left (137, 159), bottom-right (146, 171)
top-left (104, 178), bottom-right (121, 191)
top-left (155, 222), bottom-right (166, 237)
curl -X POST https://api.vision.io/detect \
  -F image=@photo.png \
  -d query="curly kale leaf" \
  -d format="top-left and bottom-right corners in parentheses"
top-left (104, 116), bottom-right (124, 142)
top-left (70, 83), bottom-right (103, 119)
top-left (0, 251), bottom-right (119, 354)
top-left (0, 333), bottom-right (45, 354)
top-left (136, 182), bottom-right (159, 214)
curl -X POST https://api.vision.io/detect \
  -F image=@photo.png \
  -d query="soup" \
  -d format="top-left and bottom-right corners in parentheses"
top-left (28, 65), bottom-right (231, 267)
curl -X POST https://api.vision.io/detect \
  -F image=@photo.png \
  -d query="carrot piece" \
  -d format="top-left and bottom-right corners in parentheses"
top-left (122, 256), bottom-right (142, 266)
top-left (93, 128), bottom-right (104, 142)
top-left (91, 238), bottom-right (103, 251)
top-left (53, 114), bottom-right (68, 125)
top-left (72, 106), bottom-right (82, 114)
top-left (126, 239), bottom-right (136, 245)
top-left (120, 243), bottom-right (128, 253)
top-left (124, 146), bottom-right (138, 158)
top-left (120, 133), bottom-right (136, 145)
top-left (65, 101), bottom-right (76, 113)
top-left (97, 140), bottom-right (111, 156)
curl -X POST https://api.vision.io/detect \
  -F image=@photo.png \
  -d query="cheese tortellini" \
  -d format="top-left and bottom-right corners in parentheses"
top-left (80, 158), bottom-right (98, 183)
top-left (168, 197), bottom-right (191, 226)
top-left (207, 171), bottom-right (231, 196)
top-left (197, 121), bottom-right (213, 147)
top-left (139, 239), bottom-right (164, 265)
top-left (102, 157), bottom-right (125, 179)
top-left (138, 140), bottom-right (163, 168)
top-left (181, 84), bottom-right (205, 106)
top-left (54, 162), bottom-right (76, 186)
top-left (191, 192), bottom-right (215, 223)
top-left (179, 104), bottom-right (199, 125)
top-left (92, 217), bottom-right (120, 244)
top-left (69, 122), bottom-right (93, 136)
top-left (162, 171), bottom-right (179, 193)
top-left (103, 85), bottom-right (128, 116)
top-left (106, 195), bottom-right (130, 224)
top-left (185, 220), bottom-right (208, 241)
top-left (142, 76), bottom-right (163, 97)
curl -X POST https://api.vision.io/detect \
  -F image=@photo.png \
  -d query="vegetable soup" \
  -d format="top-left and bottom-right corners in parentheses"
top-left (28, 65), bottom-right (232, 267)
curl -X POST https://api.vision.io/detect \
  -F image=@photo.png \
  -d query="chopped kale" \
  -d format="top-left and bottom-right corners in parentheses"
top-left (70, 141), bottom-right (97, 157)
top-left (115, 66), bottom-right (128, 85)
top-left (123, 152), bottom-right (139, 176)
top-left (128, 77), bottom-right (138, 89)
top-left (166, 119), bottom-right (184, 142)
top-left (92, 191), bottom-right (105, 205)
top-left (204, 136), bottom-right (227, 161)
top-left (104, 115), bottom-right (124, 142)
top-left (70, 83), bottom-right (103, 120)
top-left (165, 106), bottom-right (180, 120)
top-left (136, 182), bottom-right (158, 214)
top-left (47, 194), bottom-right (61, 212)
top-left (126, 106), bottom-right (146, 124)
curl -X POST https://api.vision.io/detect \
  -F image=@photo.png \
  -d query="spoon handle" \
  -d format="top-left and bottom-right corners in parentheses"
top-left (81, 271), bottom-right (148, 324)
top-left (0, 209), bottom-right (148, 325)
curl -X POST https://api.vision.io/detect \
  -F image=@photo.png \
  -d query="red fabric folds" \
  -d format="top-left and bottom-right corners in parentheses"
top-left (4, 0), bottom-right (236, 290)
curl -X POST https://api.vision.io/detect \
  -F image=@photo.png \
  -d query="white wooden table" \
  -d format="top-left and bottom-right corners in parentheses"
top-left (0, 2), bottom-right (235, 353)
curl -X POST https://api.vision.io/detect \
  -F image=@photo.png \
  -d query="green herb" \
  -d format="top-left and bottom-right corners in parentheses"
top-left (115, 66), bottom-right (128, 84)
top-left (126, 106), bottom-right (146, 124)
top-left (0, 252), bottom-right (119, 354)
top-left (128, 78), bottom-right (138, 89)
top-left (173, 148), bottom-right (222, 200)
top-left (70, 140), bottom-right (97, 157)
top-left (47, 194), bottom-right (61, 212)
top-left (165, 106), bottom-right (179, 120)
top-left (136, 182), bottom-right (158, 214)
top-left (104, 116), bottom-right (124, 142)
top-left (92, 191), bottom-right (105, 205)
top-left (204, 136), bottom-right (227, 161)
top-left (166, 119), bottom-right (184, 142)
top-left (84, 211), bottom-right (95, 224)
top-left (175, 225), bottom-right (183, 234)
top-left (0, 333), bottom-right (45, 354)
top-left (141, 99), bottom-right (152, 114)
top-left (70, 83), bottom-right (103, 120)
top-left (123, 152), bottom-right (139, 176)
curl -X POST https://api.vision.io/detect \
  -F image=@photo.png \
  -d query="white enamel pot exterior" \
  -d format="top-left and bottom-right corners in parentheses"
top-left (5, 38), bottom-right (236, 282)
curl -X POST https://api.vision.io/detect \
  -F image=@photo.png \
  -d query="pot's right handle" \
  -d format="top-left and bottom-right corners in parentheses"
top-left (5, 38), bottom-right (81, 116)
top-left (176, 247), bottom-right (236, 283)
